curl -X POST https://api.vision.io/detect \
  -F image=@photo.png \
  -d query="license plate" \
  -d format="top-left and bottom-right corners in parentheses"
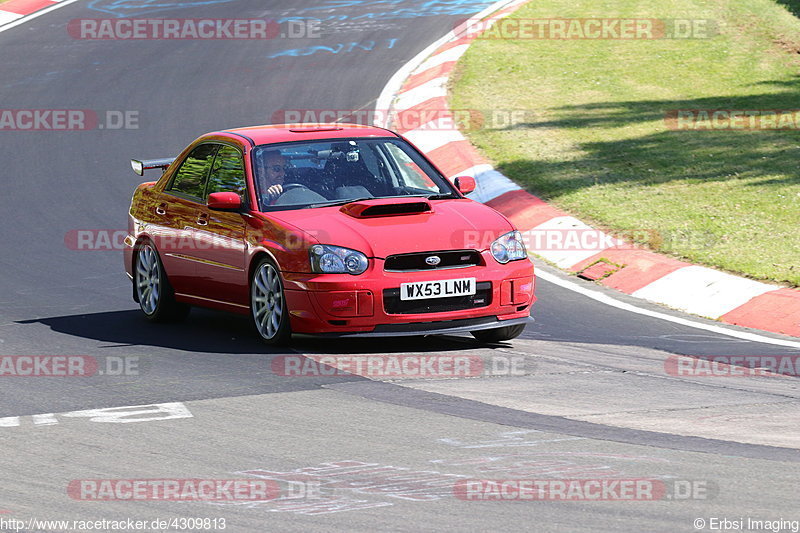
top-left (400, 277), bottom-right (477, 301)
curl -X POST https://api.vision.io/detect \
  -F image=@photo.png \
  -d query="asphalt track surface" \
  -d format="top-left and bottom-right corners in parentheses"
top-left (1, 1), bottom-right (799, 531)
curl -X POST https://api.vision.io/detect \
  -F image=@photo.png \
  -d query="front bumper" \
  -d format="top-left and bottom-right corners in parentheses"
top-left (282, 252), bottom-right (535, 335)
top-left (313, 316), bottom-right (533, 338)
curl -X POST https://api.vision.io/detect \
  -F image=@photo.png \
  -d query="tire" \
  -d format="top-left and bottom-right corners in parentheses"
top-left (134, 242), bottom-right (190, 323)
top-left (250, 257), bottom-right (292, 345)
top-left (470, 323), bottom-right (526, 343)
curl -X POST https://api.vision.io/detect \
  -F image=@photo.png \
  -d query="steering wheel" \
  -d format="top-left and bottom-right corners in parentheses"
top-left (260, 183), bottom-right (316, 207)
top-left (281, 183), bottom-right (310, 192)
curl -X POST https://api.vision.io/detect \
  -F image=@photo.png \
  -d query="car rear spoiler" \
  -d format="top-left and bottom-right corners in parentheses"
top-left (130, 158), bottom-right (174, 176)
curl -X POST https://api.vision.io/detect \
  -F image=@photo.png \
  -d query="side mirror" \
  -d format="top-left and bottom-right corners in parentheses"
top-left (208, 192), bottom-right (242, 210)
top-left (454, 176), bottom-right (476, 195)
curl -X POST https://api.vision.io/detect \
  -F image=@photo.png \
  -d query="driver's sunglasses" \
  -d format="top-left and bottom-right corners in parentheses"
top-left (269, 165), bottom-right (288, 172)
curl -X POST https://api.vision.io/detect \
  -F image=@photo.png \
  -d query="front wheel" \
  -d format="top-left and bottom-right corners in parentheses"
top-left (471, 323), bottom-right (526, 343)
top-left (250, 258), bottom-right (292, 345)
top-left (134, 243), bottom-right (189, 322)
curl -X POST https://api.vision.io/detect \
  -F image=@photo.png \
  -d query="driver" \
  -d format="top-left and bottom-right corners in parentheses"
top-left (257, 150), bottom-right (287, 205)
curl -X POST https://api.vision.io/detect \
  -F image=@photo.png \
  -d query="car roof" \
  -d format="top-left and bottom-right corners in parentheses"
top-left (218, 123), bottom-right (398, 146)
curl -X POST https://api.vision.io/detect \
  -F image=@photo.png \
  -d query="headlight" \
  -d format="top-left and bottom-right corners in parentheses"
top-left (491, 231), bottom-right (527, 264)
top-left (310, 244), bottom-right (369, 275)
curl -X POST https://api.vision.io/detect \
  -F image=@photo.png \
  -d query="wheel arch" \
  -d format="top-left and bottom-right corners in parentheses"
top-left (247, 248), bottom-right (282, 284)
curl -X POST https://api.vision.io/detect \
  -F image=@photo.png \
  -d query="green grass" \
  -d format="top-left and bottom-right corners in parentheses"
top-left (451, 0), bottom-right (800, 286)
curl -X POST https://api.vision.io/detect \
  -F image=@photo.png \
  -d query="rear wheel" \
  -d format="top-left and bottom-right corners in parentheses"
top-left (134, 243), bottom-right (189, 322)
top-left (250, 257), bottom-right (291, 345)
top-left (471, 323), bottom-right (526, 343)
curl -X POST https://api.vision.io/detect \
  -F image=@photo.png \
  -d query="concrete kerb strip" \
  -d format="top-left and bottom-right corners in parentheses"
top-left (0, 0), bottom-right (80, 32)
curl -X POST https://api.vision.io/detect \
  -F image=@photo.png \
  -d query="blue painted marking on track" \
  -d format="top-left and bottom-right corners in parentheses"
top-left (86, 0), bottom-right (237, 18)
top-left (294, 0), bottom-right (495, 14)
top-left (268, 38), bottom-right (399, 59)
top-left (277, 0), bottom-right (496, 23)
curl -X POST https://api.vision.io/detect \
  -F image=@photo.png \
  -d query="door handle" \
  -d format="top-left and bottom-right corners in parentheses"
top-left (196, 214), bottom-right (209, 226)
top-left (155, 203), bottom-right (167, 216)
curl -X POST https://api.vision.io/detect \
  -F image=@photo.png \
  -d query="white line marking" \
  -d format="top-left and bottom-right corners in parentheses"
top-left (0, 402), bottom-right (193, 429)
top-left (31, 413), bottom-right (59, 426)
top-left (534, 266), bottom-right (800, 349)
top-left (0, 0), bottom-right (82, 33)
top-left (0, 416), bottom-right (19, 427)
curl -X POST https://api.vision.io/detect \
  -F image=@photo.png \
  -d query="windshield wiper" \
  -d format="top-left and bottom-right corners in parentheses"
top-left (304, 197), bottom-right (375, 209)
top-left (305, 194), bottom-right (452, 209)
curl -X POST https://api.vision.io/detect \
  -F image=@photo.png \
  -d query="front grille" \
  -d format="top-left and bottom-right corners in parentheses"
top-left (384, 250), bottom-right (481, 272)
top-left (383, 281), bottom-right (492, 315)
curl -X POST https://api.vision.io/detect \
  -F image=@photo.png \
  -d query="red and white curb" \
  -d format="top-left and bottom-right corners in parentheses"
top-left (0, 0), bottom-right (76, 31)
top-left (376, 0), bottom-right (800, 339)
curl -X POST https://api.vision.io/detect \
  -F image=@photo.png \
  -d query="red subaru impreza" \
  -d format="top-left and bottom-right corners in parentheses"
top-left (124, 124), bottom-right (535, 345)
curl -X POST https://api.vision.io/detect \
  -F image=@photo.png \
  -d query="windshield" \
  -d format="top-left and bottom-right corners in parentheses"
top-left (251, 137), bottom-right (457, 211)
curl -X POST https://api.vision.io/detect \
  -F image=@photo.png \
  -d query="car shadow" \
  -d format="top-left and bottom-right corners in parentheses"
top-left (17, 307), bottom-right (492, 355)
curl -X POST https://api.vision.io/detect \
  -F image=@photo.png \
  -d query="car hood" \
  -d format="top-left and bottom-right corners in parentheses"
top-left (265, 198), bottom-right (514, 257)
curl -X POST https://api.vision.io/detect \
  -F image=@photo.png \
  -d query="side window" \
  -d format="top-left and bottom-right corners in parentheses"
top-left (168, 144), bottom-right (218, 198)
top-left (206, 145), bottom-right (246, 198)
